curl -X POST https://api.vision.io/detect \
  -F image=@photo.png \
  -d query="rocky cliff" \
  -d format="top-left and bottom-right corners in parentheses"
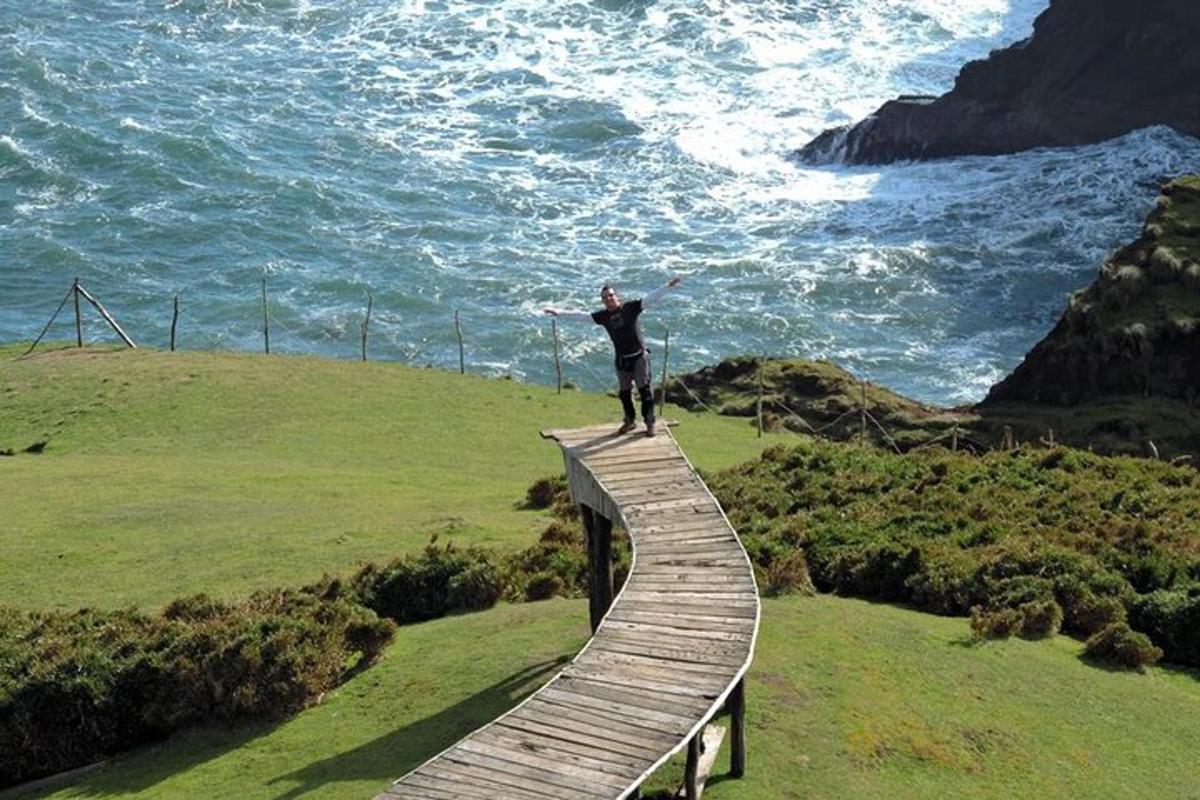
top-left (797, 0), bottom-right (1200, 165)
top-left (984, 176), bottom-right (1200, 406)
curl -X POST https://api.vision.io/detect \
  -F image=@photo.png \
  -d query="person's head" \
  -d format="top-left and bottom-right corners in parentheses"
top-left (600, 284), bottom-right (621, 311)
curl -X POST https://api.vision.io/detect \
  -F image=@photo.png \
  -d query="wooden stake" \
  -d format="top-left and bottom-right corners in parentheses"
top-left (729, 677), bottom-right (746, 778)
top-left (860, 381), bottom-right (868, 443)
top-left (658, 328), bottom-right (670, 414)
top-left (25, 284), bottom-right (77, 356)
top-left (75, 284), bottom-right (136, 348)
top-left (455, 309), bottom-right (465, 374)
top-left (73, 278), bottom-right (82, 347)
top-left (261, 276), bottom-right (270, 355)
top-left (170, 294), bottom-right (180, 352)
top-left (756, 355), bottom-right (764, 438)
top-left (951, 423), bottom-right (958, 452)
top-left (361, 291), bottom-right (373, 362)
top-left (552, 317), bottom-right (562, 394)
top-left (579, 505), bottom-right (613, 633)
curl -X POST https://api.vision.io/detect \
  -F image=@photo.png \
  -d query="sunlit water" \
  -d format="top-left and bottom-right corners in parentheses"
top-left (3, 0), bottom-right (1198, 404)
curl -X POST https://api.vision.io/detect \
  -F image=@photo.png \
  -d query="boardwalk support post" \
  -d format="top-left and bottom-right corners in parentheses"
top-left (684, 732), bottom-right (701, 800)
top-left (729, 677), bottom-right (746, 777)
top-left (579, 504), bottom-right (614, 633)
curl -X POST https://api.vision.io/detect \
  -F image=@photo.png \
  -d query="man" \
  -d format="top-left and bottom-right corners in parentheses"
top-left (544, 276), bottom-right (682, 436)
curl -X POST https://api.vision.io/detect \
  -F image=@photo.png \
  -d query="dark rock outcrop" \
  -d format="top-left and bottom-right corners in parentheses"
top-left (984, 176), bottom-right (1200, 406)
top-left (798, 0), bottom-right (1200, 165)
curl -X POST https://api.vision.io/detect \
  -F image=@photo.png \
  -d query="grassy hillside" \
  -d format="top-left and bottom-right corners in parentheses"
top-left (0, 344), bottom-right (784, 611)
top-left (13, 595), bottom-right (1198, 800)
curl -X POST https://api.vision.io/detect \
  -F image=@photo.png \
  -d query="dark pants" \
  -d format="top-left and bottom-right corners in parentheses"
top-left (616, 352), bottom-right (654, 426)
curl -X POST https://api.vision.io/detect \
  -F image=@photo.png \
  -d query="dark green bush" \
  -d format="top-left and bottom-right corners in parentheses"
top-left (353, 542), bottom-right (504, 624)
top-left (1017, 600), bottom-right (1064, 639)
top-left (525, 475), bottom-right (568, 509)
top-left (1128, 589), bottom-right (1200, 665)
top-left (524, 572), bottom-right (564, 601)
top-left (0, 592), bottom-right (394, 789)
top-left (970, 606), bottom-right (1023, 640)
top-left (1084, 623), bottom-right (1164, 671)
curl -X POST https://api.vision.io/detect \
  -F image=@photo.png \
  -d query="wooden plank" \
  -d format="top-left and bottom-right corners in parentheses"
top-left (493, 715), bottom-right (662, 763)
top-left (563, 663), bottom-right (723, 703)
top-left (601, 620), bottom-right (754, 644)
top-left (597, 627), bottom-right (752, 656)
top-left (604, 608), bottom-right (755, 634)
top-left (443, 749), bottom-right (616, 797)
top-left (454, 739), bottom-right (632, 792)
top-left (590, 638), bottom-right (748, 669)
top-left (616, 599), bottom-right (757, 619)
top-left (538, 685), bottom-right (697, 728)
top-left (410, 764), bottom-right (556, 800)
top-left (471, 725), bottom-right (646, 775)
top-left (453, 738), bottom-right (638, 786)
top-left (556, 674), bottom-right (714, 717)
top-left (419, 760), bottom-right (577, 800)
top-left (514, 702), bottom-right (683, 750)
top-left (580, 649), bottom-right (741, 683)
top-left (504, 707), bottom-right (675, 757)
top-left (534, 691), bottom-right (693, 740)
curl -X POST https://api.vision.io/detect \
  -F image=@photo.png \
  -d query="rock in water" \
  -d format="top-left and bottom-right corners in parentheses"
top-left (983, 176), bottom-right (1200, 406)
top-left (797, 0), bottom-right (1200, 165)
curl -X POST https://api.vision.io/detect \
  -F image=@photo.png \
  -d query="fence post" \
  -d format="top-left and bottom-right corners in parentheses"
top-left (454, 309), bottom-right (465, 374)
top-left (75, 284), bottom-right (136, 348)
top-left (658, 328), bottom-right (670, 414)
top-left (756, 355), bottom-right (764, 438)
top-left (170, 294), bottom-right (180, 352)
top-left (860, 381), bottom-right (868, 443)
top-left (24, 284), bottom-right (77, 356)
top-left (73, 278), bottom-right (82, 347)
top-left (261, 276), bottom-right (270, 355)
top-left (361, 291), bottom-right (373, 362)
top-left (551, 318), bottom-right (562, 393)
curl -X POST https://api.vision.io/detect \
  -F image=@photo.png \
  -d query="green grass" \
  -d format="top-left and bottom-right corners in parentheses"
top-left (646, 595), bottom-right (1200, 799)
top-left (0, 345), bottom-right (786, 611)
top-left (14, 595), bottom-right (1199, 799)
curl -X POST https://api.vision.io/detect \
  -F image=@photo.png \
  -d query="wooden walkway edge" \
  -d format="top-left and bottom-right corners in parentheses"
top-left (378, 422), bottom-right (760, 800)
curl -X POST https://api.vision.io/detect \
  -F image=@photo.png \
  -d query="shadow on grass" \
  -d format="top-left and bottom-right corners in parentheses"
top-left (264, 655), bottom-right (569, 800)
top-left (18, 656), bottom-right (568, 800)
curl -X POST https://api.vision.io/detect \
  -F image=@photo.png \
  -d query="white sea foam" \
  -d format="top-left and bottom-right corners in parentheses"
top-left (8, 0), bottom-right (1200, 404)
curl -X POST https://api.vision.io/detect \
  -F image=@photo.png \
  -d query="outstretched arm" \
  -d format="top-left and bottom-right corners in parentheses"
top-left (543, 308), bottom-right (594, 322)
top-left (642, 275), bottom-right (682, 307)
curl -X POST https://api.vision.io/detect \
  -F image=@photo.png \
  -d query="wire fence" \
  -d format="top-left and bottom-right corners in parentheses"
top-left (10, 278), bottom-right (1085, 460)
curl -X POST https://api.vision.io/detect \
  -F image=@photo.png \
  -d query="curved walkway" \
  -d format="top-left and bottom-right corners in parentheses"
top-left (378, 423), bottom-right (760, 800)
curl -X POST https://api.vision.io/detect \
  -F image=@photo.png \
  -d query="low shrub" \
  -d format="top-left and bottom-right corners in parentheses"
top-left (353, 542), bottom-right (504, 624)
top-left (525, 475), bottom-right (568, 509)
top-left (524, 572), bottom-right (564, 601)
top-left (1017, 599), bottom-right (1064, 639)
top-left (970, 606), bottom-right (1023, 640)
top-left (0, 590), bottom-right (394, 788)
top-left (761, 552), bottom-right (816, 597)
top-left (1128, 589), bottom-right (1200, 666)
top-left (1084, 623), bottom-right (1164, 671)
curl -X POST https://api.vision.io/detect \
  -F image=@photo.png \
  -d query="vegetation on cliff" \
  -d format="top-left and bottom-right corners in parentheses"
top-left (986, 175), bottom-right (1200, 407)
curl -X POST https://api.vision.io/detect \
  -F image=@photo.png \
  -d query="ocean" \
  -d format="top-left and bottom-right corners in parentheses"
top-left (3, 0), bottom-right (1199, 404)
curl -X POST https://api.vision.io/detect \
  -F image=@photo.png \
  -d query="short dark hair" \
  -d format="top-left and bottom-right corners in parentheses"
top-left (600, 284), bottom-right (617, 296)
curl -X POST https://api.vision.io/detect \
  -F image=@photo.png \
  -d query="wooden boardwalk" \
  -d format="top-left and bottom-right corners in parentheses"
top-left (378, 423), bottom-right (760, 800)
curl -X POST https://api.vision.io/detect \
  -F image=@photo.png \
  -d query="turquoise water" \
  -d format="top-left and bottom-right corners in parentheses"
top-left (3, 0), bottom-right (1199, 403)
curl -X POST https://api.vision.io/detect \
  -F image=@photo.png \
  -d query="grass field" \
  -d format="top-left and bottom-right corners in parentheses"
top-left (4, 344), bottom-right (1198, 799)
top-left (11, 595), bottom-right (1198, 800)
top-left (0, 345), bottom-right (782, 610)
